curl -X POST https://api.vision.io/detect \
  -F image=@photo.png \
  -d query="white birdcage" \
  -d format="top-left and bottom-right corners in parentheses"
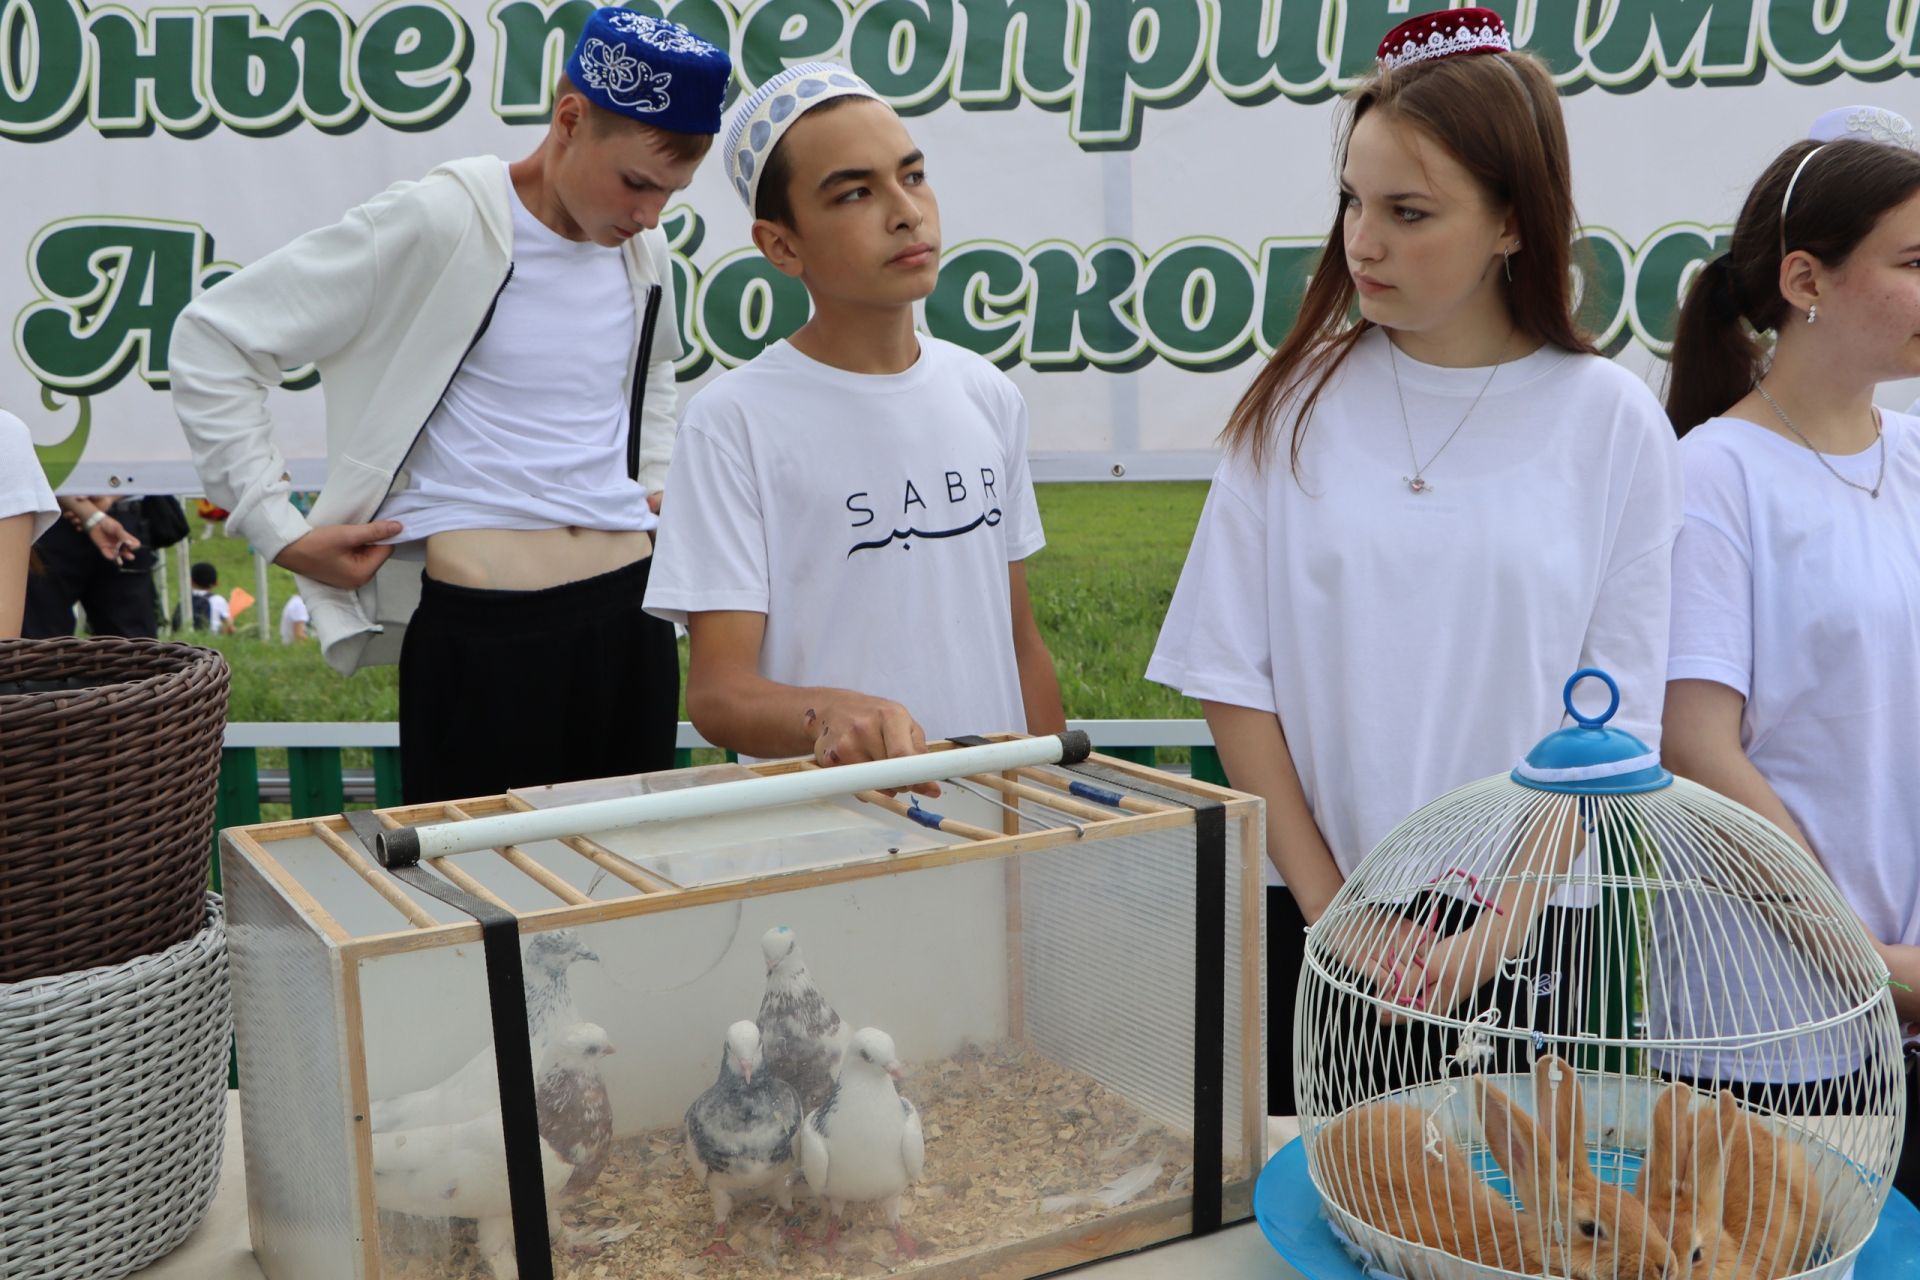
top-left (1293, 669), bottom-right (1905, 1280)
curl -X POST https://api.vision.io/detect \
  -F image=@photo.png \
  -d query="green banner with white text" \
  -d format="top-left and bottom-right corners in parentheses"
top-left (7, 0), bottom-right (1920, 489)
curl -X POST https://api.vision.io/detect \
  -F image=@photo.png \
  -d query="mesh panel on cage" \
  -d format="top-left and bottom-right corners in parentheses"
top-left (1294, 671), bottom-right (1904, 1280)
top-left (226, 848), bottom-right (370, 1280)
top-left (1020, 813), bottom-right (1260, 1171)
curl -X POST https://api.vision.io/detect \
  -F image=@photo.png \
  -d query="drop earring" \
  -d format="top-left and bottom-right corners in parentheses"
top-left (1502, 249), bottom-right (1512, 282)
top-left (1807, 304), bottom-right (1818, 325)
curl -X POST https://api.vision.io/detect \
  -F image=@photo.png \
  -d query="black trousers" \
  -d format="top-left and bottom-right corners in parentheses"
top-left (1902, 1051), bottom-right (1920, 1203)
top-left (1268, 885), bottom-right (1593, 1116)
top-left (23, 518), bottom-right (158, 639)
top-left (397, 557), bottom-right (679, 805)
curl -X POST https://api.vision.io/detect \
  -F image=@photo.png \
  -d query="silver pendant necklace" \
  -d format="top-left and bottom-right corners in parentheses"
top-left (1389, 330), bottom-right (1509, 495)
top-left (1754, 382), bottom-right (1884, 499)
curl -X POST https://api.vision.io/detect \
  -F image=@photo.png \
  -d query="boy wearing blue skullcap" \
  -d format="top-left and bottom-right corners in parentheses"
top-left (646, 65), bottom-right (1064, 770)
top-left (172, 11), bottom-right (731, 804)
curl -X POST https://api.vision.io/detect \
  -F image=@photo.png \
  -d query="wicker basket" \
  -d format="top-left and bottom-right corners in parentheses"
top-left (0, 636), bottom-right (229, 982)
top-left (0, 894), bottom-right (230, 1279)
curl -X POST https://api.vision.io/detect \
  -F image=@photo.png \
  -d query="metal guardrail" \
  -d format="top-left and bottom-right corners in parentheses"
top-left (219, 719), bottom-right (1221, 751)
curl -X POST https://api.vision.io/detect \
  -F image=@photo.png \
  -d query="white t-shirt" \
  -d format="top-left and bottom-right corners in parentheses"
top-left (1655, 412), bottom-right (1920, 1076)
top-left (0, 411), bottom-right (58, 541)
top-left (644, 337), bottom-right (1045, 746)
top-left (280, 594), bottom-right (310, 643)
top-left (377, 165), bottom-right (651, 544)
top-left (1148, 328), bottom-right (1682, 888)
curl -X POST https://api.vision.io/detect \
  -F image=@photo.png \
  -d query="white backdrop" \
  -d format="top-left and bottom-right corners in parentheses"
top-left (6, 0), bottom-right (1919, 493)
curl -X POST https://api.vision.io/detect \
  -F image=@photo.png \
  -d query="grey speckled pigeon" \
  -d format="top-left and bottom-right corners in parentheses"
top-left (684, 1020), bottom-right (803, 1256)
top-left (756, 925), bottom-right (851, 1114)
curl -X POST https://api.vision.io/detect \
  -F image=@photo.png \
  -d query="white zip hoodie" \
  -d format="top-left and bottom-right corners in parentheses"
top-left (169, 155), bottom-right (683, 675)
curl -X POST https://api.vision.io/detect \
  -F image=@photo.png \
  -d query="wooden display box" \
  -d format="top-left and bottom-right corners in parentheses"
top-left (220, 737), bottom-right (1265, 1279)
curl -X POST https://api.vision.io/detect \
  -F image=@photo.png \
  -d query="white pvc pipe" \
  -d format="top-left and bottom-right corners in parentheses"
top-left (378, 731), bottom-right (1092, 866)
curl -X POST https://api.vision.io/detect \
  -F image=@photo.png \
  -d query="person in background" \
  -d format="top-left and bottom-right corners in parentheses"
top-left (1, 410), bottom-right (59, 638)
top-left (22, 490), bottom-right (156, 638)
top-left (280, 592), bottom-right (311, 643)
top-left (1659, 107), bottom-right (1920, 1201)
top-left (190, 561), bottom-right (233, 635)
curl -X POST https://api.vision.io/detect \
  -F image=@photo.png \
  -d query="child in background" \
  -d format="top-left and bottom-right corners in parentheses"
top-left (190, 562), bottom-right (232, 635)
top-left (280, 593), bottom-right (311, 643)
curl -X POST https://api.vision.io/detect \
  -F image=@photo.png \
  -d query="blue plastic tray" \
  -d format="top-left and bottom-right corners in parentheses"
top-left (1253, 1135), bottom-right (1920, 1278)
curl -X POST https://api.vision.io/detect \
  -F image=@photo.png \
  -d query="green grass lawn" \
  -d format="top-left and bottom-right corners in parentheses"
top-left (170, 483), bottom-right (1210, 724)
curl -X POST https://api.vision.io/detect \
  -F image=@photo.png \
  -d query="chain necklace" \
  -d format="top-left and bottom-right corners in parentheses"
top-left (1389, 330), bottom-right (1509, 495)
top-left (1754, 382), bottom-right (1885, 499)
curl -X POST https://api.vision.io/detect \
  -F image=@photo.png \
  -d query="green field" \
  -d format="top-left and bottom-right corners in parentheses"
top-left (171, 482), bottom-right (1210, 724)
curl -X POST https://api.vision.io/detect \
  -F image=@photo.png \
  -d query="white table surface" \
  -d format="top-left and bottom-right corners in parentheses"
top-left (133, 1099), bottom-right (1307, 1280)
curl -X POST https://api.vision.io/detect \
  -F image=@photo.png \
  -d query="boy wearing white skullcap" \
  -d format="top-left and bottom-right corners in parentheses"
top-left (646, 63), bottom-right (1064, 767)
top-left (172, 11), bottom-right (732, 803)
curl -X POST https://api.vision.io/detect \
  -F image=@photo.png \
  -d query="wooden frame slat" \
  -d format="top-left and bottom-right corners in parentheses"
top-left (1013, 765), bottom-right (1175, 815)
top-left (442, 803), bottom-right (592, 906)
top-left (502, 794), bottom-right (677, 893)
top-left (307, 821), bottom-right (438, 929)
top-left (856, 789), bottom-right (1000, 841)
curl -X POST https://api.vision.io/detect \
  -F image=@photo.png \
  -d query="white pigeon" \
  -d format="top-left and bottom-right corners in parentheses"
top-left (798, 1026), bottom-right (925, 1258)
top-left (372, 929), bottom-right (599, 1132)
top-left (373, 1021), bottom-right (618, 1280)
top-left (756, 925), bottom-right (851, 1114)
top-left (684, 1020), bottom-right (803, 1257)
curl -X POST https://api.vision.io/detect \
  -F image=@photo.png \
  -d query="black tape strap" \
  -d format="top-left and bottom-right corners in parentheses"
top-left (1059, 758), bottom-right (1228, 1237)
top-left (343, 810), bottom-right (553, 1280)
top-left (626, 283), bottom-right (665, 482)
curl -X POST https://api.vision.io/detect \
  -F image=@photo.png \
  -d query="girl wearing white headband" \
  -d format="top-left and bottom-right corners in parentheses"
top-left (1149, 6), bottom-right (1682, 1113)
top-left (1661, 114), bottom-right (1920, 1200)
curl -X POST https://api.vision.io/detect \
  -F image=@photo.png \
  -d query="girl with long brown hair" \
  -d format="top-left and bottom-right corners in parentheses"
top-left (1147, 8), bottom-right (1682, 1112)
top-left (1658, 109), bottom-right (1920, 1200)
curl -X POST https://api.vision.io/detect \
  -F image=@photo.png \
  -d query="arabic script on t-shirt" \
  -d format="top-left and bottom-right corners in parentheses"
top-left (845, 466), bottom-right (1003, 558)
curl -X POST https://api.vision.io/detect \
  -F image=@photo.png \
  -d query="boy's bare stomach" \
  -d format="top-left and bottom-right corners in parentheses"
top-left (423, 527), bottom-right (652, 591)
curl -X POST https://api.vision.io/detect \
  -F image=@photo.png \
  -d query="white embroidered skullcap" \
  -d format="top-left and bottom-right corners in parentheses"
top-left (1809, 105), bottom-right (1916, 150)
top-left (722, 62), bottom-right (886, 214)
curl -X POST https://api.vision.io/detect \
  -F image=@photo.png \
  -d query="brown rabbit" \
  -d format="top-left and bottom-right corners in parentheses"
top-left (1481, 1056), bottom-right (1682, 1279)
top-left (1634, 1083), bottom-right (1823, 1279)
top-left (1319, 1055), bottom-right (1677, 1279)
top-left (1717, 1088), bottom-right (1823, 1276)
top-left (1635, 1082), bottom-right (1741, 1278)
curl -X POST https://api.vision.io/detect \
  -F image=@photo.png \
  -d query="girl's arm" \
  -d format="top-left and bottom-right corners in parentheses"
top-left (0, 514), bottom-right (31, 638)
top-left (1665, 677), bottom-right (1920, 1023)
top-left (1202, 700), bottom-right (1340, 918)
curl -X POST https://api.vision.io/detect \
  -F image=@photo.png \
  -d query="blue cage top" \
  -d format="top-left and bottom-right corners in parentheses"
top-left (1510, 669), bottom-right (1674, 796)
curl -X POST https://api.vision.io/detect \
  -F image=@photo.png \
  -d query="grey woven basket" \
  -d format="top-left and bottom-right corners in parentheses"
top-left (0, 894), bottom-right (231, 1279)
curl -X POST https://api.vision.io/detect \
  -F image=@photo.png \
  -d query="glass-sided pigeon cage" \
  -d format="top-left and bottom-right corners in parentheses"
top-left (220, 733), bottom-right (1265, 1280)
